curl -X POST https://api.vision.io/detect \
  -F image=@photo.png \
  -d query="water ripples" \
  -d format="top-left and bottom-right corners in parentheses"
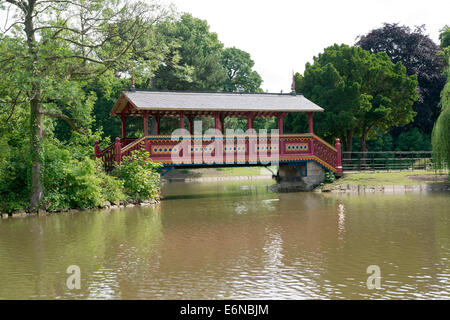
top-left (0, 182), bottom-right (449, 299)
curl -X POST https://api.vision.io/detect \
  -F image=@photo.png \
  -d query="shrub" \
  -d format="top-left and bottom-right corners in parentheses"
top-left (42, 144), bottom-right (126, 211)
top-left (0, 142), bottom-right (31, 213)
top-left (113, 150), bottom-right (162, 201)
top-left (324, 171), bottom-right (336, 183)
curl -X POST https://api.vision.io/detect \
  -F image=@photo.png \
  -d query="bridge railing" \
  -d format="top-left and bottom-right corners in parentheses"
top-left (95, 134), bottom-right (343, 173)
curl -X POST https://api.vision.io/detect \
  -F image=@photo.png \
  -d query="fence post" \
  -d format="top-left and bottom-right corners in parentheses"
top-left (115, 137), bottom-right (121, 164)
top-left (335, 138), bottom-right (343, 174)
top-left (94, 140), bottom-right (100, 158)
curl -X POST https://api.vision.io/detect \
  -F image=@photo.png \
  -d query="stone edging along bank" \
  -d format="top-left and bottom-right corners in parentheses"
top-left (319, 183), bottom-right (450, 194)
top-left (0, 198), bottom-right (160, 220)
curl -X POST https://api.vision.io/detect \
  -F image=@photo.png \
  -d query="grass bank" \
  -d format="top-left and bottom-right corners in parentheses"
top-left (329, 170), bottom-right (449, 187)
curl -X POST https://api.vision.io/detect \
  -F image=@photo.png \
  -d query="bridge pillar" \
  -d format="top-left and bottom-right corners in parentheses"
top-left (220, 114), bottom-right (225, 133)
top-left (308, 112), bottom-right (313, 134)
top-left (143, 113), bottom-right (149, 136)
top-left (115, 137), bottom-right (121, 164)
top-left (247, 114), bottom-right (254, 130)
top-left (278, 115), bottom-right (284, 134)
top-left (121, 114), bottom-right (127, 138)
top-left (155, 114), bottom-right (161, 135)
top-left (335, 138), bottom-right (343, 175)
top-left (214, 112), bottom-right (220, 130)
top-left (180, 111), bottom-right (185, 130)
top-left (274, 161), bottom-right (325, 192)
top-left (94, 140), bottom-right (100, 158)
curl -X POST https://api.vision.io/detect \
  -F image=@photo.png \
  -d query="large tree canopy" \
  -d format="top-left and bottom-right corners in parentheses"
top-left (150, 14), bottom-right (263, 93)
top-left (0, 0), bottom-right (168, 209)
top-left (221, 47), bottom-right (263, 92)
top-left (151, 13), bottom-right (226, 91)
top-left (356, 23), bottom-right (445, 136)
top-left (291, 44), bottom-right (418, 157)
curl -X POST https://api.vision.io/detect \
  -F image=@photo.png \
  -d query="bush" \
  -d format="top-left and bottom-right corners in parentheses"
top-left (0, 141), bottom-right (161, 212)
top-left (412, 158), bottom-right (432, 170)
top-left (42, 144), bottom-right (126, 211)
top-left (113, 150), bottom-right (162, 201)
top-left (324, 171), bottom-right (336, 183)
top-left (0, 142), bottom-right (31, 213)
top-left (395, 128), bottom-right (431, 151)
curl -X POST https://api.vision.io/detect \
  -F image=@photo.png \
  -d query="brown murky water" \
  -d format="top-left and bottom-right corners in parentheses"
top-left (0, 179), bottom-right (449, 299)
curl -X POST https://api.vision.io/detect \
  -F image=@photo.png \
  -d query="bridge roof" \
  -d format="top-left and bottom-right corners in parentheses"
top-left (111, 90), bottom-right (324, 116)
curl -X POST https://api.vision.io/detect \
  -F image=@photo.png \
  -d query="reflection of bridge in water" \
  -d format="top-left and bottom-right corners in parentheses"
top-left (95, 89), bottom-right (343, 188)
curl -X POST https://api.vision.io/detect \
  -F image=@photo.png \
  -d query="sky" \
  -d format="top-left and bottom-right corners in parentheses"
top-left (162, 0), bottom-right (449, 93)
top-left (1, 0), bottom-right (448, 92)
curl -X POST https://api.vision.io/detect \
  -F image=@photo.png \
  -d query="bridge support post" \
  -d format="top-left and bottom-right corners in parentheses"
top-left (247, 114), bottom-right (254, 130)
top-left (308, 112), bottom-right (313, 134)
top-left (220, 114), bottom-right (225, 134)
top-left (278, 115), bottom-right (284, 134)
top-left (180, 111), bottom-right (185, 130)
top-left (115, 137), bottom-right (121, 164)
top-left (155, 114), bottom-right (161, 135)
top-left (94, 140), bottom-right (100, 158)
top-left (214, 112), bottom-right (220, 131)
top-left (121, 114), bottom-right (127, 138)
top-left (143, 112), bottom-right (150, 153)
top-left (274, 161), bottom-right (325, 192)
top-left (335, 138), bottom-right (343, 175)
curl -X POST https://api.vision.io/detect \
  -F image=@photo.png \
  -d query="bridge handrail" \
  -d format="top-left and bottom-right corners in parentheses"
top-left (97, 133), bottom-right (342, 173)
top-left (121, 136), bottom-right (147, 153)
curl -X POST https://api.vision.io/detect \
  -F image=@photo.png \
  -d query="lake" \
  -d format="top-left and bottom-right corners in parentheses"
top-left (0, 179), bottom-right (449, 299)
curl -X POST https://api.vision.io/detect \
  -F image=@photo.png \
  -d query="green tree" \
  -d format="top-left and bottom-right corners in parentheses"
top-left (221, 47), bottom-right (263, 92)
top-left (294, 44), bottom-right (418, 161)
top-left (0, 0), bottom-right (168, 210)
top-left (356, 23), bottom-right (445, 136)
top-left (152, 13), bottom-right (226, 91)
top-left (395, 128), bottom-right (431, 151)
top-left (432, 26), bottom-right (450, 168)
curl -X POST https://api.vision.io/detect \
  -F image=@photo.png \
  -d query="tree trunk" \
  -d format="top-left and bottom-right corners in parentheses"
top-left (360, 132), bottom-right (368, 169)
top-left (30, 97), bottom-right (44, 210)
top-left (24, 0), bottom-right (44, 210)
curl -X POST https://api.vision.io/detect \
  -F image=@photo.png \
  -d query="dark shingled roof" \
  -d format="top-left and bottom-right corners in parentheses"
top-left (111, 90), bottom-right (324, 115)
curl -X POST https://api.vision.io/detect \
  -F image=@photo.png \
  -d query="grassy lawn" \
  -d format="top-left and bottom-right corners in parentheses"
top-left (332, 170), bottom-right (449, 186)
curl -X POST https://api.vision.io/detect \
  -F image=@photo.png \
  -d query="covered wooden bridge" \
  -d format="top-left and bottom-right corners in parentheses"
top-left (94, 90), bottom-right (342, 185)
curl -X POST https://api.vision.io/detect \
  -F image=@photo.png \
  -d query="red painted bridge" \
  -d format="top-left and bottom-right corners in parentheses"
top-left (95, 90), bottom-right (343, 177)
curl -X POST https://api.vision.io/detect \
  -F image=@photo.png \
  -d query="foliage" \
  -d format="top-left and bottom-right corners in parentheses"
top-left (324, 171), bottom-right (336, 184)
top-left (0, 0), bottom-right (169, 209)
top-left (356, 23), bottom-right (446, 136)
top-left (292, 44), bottom-right (418, 155)
top-left (152, 13), bottom-right (226, 91)
top-left (432, 26), bottom-right (450, 168)
top-left (221, 47), bottom-right (263, 92)
top-left (0, 142), bottom-right (30, 213)
top-left (42, 143), bottom-right (127, 211)
top-left (395, 128), bottom-right (431, 151)
top-left (113, 150), bottom-right (162, 201)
